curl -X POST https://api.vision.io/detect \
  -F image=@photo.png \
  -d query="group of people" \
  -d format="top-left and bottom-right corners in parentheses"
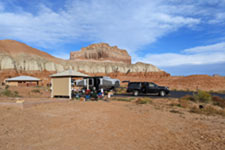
top-left (72, 87), bottom-right (112, 101)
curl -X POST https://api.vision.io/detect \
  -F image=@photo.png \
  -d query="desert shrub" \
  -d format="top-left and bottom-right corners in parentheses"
top-left (115, 87), bottom-right (127, 94)
top-left (190, 105), bottom-right (225, 117)
top-left (1, 89), bottom-right (13, 97)
top-left (180, 95), bottom-right (196, 102)
top-left (178, 99), bottom-right (191, 108)
top-left (5, 85), bottom-right (9, 90)
top-left (194, 90), bottom-right (212, 103)
top-left (135, 98), bottom-right (152, 104)
top-left (190, 106), bottom-right (201, 114)
top-left (14, 91), bottom-right (19, 97)
top-left (212, 96), bottom-right (225, 108)
top-left (31, 89), bottom-right (41, 93)
top-left (1, 89), bottom-right (20, 97)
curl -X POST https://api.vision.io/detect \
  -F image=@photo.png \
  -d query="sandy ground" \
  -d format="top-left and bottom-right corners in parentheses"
top-left (0, 99), bottom-right (225, 150)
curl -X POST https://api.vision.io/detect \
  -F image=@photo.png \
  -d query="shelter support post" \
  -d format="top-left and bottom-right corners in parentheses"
top-left (69, 77), bottom-right (72, 99)
top-left (87, 78), bottom-right (89, 90)
top-left (51, 79), bottom-right (53, 98)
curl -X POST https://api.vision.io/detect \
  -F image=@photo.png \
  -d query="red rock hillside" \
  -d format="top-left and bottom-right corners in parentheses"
top-left (0, 39), bottom-right (225, 91)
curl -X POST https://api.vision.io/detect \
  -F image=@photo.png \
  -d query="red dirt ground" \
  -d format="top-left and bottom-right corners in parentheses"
top-left (0, 99), bottom-right (224, 150)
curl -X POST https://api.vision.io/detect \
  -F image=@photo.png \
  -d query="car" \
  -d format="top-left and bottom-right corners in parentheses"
top-left (127, 82), bottom-right (169, 96)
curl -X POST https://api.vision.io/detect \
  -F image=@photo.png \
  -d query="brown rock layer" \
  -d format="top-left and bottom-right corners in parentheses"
top-left (70, 43), bottom-right (131, 64)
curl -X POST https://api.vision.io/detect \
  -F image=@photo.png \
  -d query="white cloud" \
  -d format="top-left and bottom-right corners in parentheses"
top-left (183, 42), bottom-right (225, 53)
top-left (209, 12), bottom-right (225, 24)
top-left (0, 0), bottom-right (201, 51)
top-left (0, 0), bottom-right (225, 65)
top-left (137, 42), bottom-right (225, 67)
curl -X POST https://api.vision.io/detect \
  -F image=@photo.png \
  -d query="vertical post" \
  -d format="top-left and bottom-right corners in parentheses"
top-left (51, 78), bottom-right (53, 98)
top-left (69, 77), bottom-right (72, 99)
top-left (87, 78), bottom-right (89, 90)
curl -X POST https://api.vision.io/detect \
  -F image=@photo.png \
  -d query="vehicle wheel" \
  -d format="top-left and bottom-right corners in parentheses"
top-left (133, 90), bottom-right (139, 96)
top-left (159, 91), bottom-right (166, 97)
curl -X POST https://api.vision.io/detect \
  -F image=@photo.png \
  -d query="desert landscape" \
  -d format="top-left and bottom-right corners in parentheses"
top-left (1, 1), bottom-right (225, 149)
top-left (0, 39), bottom-right (225, 150)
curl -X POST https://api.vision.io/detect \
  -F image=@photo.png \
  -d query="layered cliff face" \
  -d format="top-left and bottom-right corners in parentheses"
top-left (70, 43), bottom-right (131, 64)
top-left (0, 40), bottom-right (164, 75)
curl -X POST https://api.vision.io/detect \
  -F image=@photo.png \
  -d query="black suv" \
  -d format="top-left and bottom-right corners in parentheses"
top-left (127, 82), bottom-right (169, 96)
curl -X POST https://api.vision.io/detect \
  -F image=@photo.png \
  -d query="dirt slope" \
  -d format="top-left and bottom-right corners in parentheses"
top-left (0, 40), bottom-right (58, 60)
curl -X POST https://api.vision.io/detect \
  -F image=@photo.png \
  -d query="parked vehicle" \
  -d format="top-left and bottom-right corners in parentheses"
top-left (76, 76), bottom-right (120, 91)
top-left (127, 82), bottom-right (169, 96)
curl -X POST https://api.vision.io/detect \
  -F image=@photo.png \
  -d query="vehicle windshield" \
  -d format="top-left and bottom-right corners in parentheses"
top-left (149, 83), bottom-right (157, 87)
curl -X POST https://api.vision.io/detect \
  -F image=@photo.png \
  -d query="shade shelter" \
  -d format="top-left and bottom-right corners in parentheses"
top-left (5, 76), bottom-right (40, 86)
top-left (50, 70), bottom-right (89, 99)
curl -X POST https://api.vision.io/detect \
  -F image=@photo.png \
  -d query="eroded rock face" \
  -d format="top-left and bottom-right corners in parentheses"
top-left (0, 56), bottom-right (15, 69)
top-left (0, 40), bottom-right (164, 75)
top-left (70, 43), bottom-right (132, 64)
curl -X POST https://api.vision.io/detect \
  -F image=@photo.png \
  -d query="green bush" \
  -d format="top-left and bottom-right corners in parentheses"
top-left (135, 98), bottom-right (152, 104)
top-left (194, 90), bottom-right (212, 103)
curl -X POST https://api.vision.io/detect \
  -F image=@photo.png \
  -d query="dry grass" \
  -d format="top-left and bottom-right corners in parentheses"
top-left (135, 97), bottom-right (152, 104)
top-left (190, 105), bottom-right (225, 117)
top-left (176, 92), bottom-right (225, 117)
top-left (111, 97), bottom-right (135, 102)
top-left (178, 98), bottom-right (191, 108)
top-left (212, 96), bottom-right (225, 108)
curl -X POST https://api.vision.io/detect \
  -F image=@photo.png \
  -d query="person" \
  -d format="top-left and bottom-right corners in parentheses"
top-left (91, 88), bottom-right (98, 101)
top-left (85, 89), bottom-right (91, 101)
top-left (101, 88), bottom-right (104, 96)
top-left (98, 91), bottom-right (103, 99)
top-left (71, 87), bottom-right (75, 99)
top-left (108, 90), bottom-right (113, 99)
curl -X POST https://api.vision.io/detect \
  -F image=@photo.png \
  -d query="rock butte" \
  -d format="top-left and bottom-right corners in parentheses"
top-left (70, 43), bottom-right (131, 64)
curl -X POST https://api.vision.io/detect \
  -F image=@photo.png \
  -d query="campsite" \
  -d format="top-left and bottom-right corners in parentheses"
top-left (1, 1), bottom-right (225, 149)
top-left (0, 71), bottom-right (225, 150)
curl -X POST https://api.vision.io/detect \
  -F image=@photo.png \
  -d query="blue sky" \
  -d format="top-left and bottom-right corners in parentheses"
top-left (0, 0), bottom-right (225, 75)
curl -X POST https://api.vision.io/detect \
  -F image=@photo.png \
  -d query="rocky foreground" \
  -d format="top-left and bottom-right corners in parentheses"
top-left (0, 99), bottom-right (224, 150)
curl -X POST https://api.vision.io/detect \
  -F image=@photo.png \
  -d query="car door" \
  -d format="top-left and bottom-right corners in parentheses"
top-left (147, 83), bottom-right (157, 93)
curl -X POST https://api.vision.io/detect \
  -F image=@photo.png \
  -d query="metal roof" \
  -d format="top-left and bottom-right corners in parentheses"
top-left (50, 70), bottom-right (89, 77)
top-left (5, 76), bottom-right (40, 81)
